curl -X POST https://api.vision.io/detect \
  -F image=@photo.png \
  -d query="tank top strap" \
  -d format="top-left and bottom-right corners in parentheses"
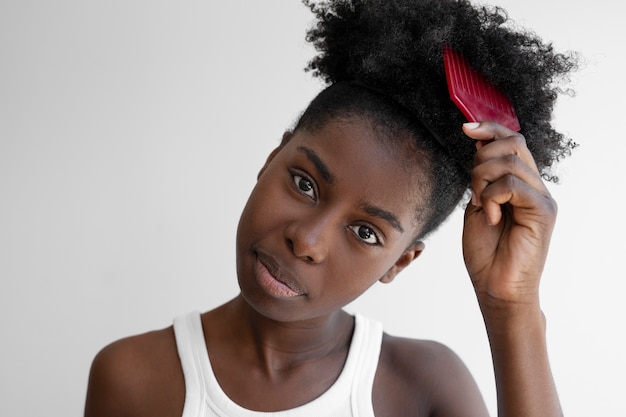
top-left (351, 313), bottom-right (383, 417)
top-left (173, 311), bottom-right (383, 417)
top-left (173, 311), bottom-right (216, 417)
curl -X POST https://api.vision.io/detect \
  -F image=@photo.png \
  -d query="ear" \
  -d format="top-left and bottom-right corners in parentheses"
top-left (379, 241), bottom-right (425, 284)
top-left (257, 131), bottom-right (293, 179)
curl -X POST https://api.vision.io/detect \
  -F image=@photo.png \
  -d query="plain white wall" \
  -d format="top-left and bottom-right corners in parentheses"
top-left (1, 1), bottom-right (624, 416)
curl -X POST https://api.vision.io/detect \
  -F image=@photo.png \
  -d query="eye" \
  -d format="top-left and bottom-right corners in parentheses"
top-left (349, 225), bottom-right (381, 245)
top-left (292, 173), bottom-right (316, 199)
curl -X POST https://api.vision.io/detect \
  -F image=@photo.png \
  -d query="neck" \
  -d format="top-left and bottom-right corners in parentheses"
top-left (219, 295), bottom-right (354, 375)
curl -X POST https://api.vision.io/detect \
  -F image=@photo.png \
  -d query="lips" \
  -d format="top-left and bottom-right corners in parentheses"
top-left (255, 253), bottom-right (305, 298)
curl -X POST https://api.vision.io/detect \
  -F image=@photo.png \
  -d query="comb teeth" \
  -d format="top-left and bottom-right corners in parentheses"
top-left (444, 46), bottom-right (521, 132)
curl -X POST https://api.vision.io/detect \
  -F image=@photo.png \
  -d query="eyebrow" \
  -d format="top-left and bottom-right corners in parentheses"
top-left (361, 204), bottom-right (405, 233)
top-left (296, 146), bottom-right (404, 233)
top-left (297, 146), bottom-right (335, 185)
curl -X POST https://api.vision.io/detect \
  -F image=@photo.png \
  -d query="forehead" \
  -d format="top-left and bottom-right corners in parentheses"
top-left (284, 117), bottom-right (432, 230)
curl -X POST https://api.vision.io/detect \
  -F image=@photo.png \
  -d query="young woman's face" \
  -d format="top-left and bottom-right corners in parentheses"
top-left (236, 116), bottom-right (430, 322)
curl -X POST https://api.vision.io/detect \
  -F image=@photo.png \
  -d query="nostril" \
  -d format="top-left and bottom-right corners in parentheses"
top-left (286, 237), bottom-right (315, 263)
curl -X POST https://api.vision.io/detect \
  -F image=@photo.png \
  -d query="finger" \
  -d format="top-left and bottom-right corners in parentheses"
top-left (471, 154), bottom-right (549, 207)
top-left (463, 122), bottom-right (540, 174)
top-left (478, 174), bottom-right (557, 226)
top-left (462, 120), bottom-right (518, 141)
top-left (473, 135), bottom-right (541, 177)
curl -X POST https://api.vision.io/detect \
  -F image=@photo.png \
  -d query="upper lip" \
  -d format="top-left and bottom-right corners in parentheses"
top-left (256, 251), bottom-right (307, 296)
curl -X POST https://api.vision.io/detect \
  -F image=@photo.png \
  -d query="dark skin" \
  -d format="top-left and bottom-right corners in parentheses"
top-left (85, 117), bottom-right (561, 417)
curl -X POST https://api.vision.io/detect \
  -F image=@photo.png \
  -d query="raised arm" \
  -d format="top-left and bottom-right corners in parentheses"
top-left (461, 121), bottom-right (563, 417)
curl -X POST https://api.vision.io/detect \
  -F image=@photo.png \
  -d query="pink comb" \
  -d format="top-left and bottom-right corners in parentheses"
top-left (443, 46), bottom-right (520, 132)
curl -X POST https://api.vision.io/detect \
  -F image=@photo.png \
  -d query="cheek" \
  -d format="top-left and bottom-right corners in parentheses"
top-left (238, 178), bottom-right (290, 237)
top-left (325, 254), bottom-right (391, 292)
top-left (340, 239), bottom-right (416, 288)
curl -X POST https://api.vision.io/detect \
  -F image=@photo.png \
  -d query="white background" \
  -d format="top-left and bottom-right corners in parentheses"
top-left (1, 1), bottom-right (624, 416)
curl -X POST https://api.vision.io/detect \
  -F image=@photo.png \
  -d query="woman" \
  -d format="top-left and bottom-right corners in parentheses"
top-left (85, 0), bottom-right (577, 415)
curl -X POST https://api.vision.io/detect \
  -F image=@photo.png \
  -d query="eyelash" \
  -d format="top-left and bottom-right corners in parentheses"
top-left (289, 170), bottom-right (384, 247)
top-left (348, 224), bottom-right (382, 246)
top-left (290, 169), bottom-right (317, 200)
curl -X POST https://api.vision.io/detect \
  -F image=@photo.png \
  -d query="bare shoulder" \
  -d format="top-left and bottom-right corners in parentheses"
top-left (84, 326), bottom-right (185, 417)
top-left (373, 333), bottom-right (489, 417)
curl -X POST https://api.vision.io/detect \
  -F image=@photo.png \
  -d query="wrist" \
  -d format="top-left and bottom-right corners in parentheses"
top-left (479, 298), bottom-right (562, 417)
top-left (476, 293), bottom-right (545, 336)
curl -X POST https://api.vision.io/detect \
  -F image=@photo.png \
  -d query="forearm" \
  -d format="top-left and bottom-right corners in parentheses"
top-left (480, 299), bottom-right (563, 417)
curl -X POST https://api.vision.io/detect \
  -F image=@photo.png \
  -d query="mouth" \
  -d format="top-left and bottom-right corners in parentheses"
top-left (255, 253), bottom-right (306, 298)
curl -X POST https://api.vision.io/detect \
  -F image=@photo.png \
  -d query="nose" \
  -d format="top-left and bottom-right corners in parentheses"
top-left (285, 211), bottom-right (333, 264)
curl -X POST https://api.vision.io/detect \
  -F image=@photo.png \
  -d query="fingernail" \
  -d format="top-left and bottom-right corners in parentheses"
top-left (464, 122), bottom-right (480, 130)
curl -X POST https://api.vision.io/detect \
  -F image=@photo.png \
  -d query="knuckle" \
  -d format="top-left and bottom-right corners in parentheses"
top-left (510, 134), bottom-right (527, 153)
top-left (504, 173), bottom-right (518, 189)
top-left (545, 197), bottom-right (558, 217)
top-left (504, 153), bottom-right (519, 171)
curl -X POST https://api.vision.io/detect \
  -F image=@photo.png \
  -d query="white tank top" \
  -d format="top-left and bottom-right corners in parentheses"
top-left (173, 311), bottom-right (383, 417)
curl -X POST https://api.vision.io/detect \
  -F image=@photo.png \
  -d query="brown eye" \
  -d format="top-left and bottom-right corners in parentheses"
top-left (293, 174), bottom-right (315, 199)
top-left (349, 225), bottom-right (380, 245)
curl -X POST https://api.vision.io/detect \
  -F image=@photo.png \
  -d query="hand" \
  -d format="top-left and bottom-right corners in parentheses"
top-left (461, 122), bottom-right (557, 308)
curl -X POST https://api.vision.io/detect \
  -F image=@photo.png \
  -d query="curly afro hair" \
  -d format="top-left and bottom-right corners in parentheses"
top-left (294, 0), bottom-right (578, 239)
